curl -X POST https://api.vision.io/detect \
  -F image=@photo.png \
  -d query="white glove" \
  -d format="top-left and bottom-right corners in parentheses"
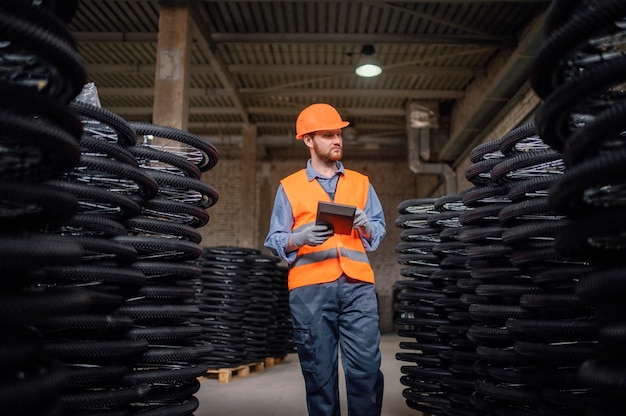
top-left (291, 224), bottom-right (333, 248)
top-left (353, 208), bottom-right (372, 237)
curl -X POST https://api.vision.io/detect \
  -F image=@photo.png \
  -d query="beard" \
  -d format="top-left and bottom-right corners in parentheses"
top-left (313, 141), bottom-right (342, 162)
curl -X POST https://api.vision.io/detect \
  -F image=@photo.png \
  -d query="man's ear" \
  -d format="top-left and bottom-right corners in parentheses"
top-left (303, 134), bottom-right (313, 147)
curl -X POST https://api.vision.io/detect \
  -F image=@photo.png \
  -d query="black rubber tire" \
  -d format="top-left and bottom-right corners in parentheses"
top-left (129, 145), bottom-right (202, 179)
top-left (490, 151), bottom-right (564, 183)
top-left (497, 122), bottom-right (542, 156)
top-left (0, 287), bottom-right (90, 327)
top-left (469, 137), bottom-right (504, 163)
top-left (146, 170), bottom-right (219, 208)
top-left (461, 183), bottom-right (512, 207)
top-left (0, 234), bottom-right (83, 271)
top-left (0, 10), bottom-right (85, 101)
top-left (47, 213), bottom-right (128, 237)
top-left (399, 227), bottom-right (442, 242)
top-left (563, 100), bottom-right (626, 166)
top-left (113, 235), bottom-right (202, 261)
top-left (464, 158), bottom-right (501, 185)
top-left (535, 56), bottom-right (626, 149)
top-left (70, 155), bottom-right (159, 199)
top-left (531, 0), bottom-right (626, 99)
top-left (44, 339), bottom-right (149, 362)
top-left (576, 266), bottom-right (626, 303)
top-left (434, 194), bottom-right (467, 212)
top-left (47, 180), bottom-right (142, 218)
top-left (514, 340), bottom-right (596, 363)
top-left (126, 325), bottom-right (203, 343)
top-left (0, 182), bottom-right (78, 227)
top-left (137, 344), bottom-right (214, 364)
top-left (497, 197), bottom-right (559, 225)
top-left (548, 148), bottom-right (626, 214)
top-left (458, 224), bottom-right (504, 243)
top-left (129, 260), bottom-right (202, 279)
top-left (142, 198), bottom-right (210, 228)
top-left (507, 175), bottom-right (560, 202)
top-left (396, 197), bottom-right (439, 214)
top-left (130, 122), bottom-right (219, 171)
top-left (501, 219), bottom-right (569, 245)
top-left (44, 264), bottom-right (146, 287)
top-left (554, 208), bottom-right (626, 258)
top-left (125, 217), bottom-right (202, 243)
top-left (459, 203), bottom-right (509, 225)
top-left (80, 136), bottom-right (139, 166)
top-left (66, 364), bottom-right (129, 387)
top-left (61, 384), bottom-right (151, 410)
top-left (132, 396), bottom-right (200, 416)
top-left (121, 362), bottom-right (210, 386)
top-left (506, 317), bottom-right (598, 342)
top-left (395, 213), bottom-right (432, 229)
top-left (0, 107), bottom-right (81, 181)
top-left (70, 235), bottom-right (138, 264)
top-left (71, 101), bottom-right (137, 147)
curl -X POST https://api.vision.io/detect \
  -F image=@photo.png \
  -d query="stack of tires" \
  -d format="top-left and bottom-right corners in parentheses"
top-left (393, 120), bottom-right (604, 415)
top-left (197, 246), bottom-right (294, 368)
top-left (0, 2), bottom-right (223, 414)
top-left (0, 2), bottom-right (87, 415)
top-left (39, 88), bottom-right (219, 414)
top-left (531, 1), bottom-right (626, 414)
top-left (394, 197), bottom-right (478, 415)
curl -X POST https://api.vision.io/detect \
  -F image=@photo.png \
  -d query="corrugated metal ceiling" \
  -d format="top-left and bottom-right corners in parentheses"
top-left (68, 0), bottom-right (549, 160)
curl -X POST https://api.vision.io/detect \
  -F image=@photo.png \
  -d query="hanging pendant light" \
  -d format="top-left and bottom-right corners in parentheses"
top-left (355, 44), bottom-right (382, 78)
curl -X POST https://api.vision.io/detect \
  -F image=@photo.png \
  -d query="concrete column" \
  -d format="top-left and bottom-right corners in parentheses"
top-left (153, 3), bottom-right (191, 130)
top-left (239, 125), bottom-right (257, 248)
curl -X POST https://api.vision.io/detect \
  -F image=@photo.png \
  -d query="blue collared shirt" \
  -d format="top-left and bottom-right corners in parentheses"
top-left (264, 159), bottom-right (386, 263)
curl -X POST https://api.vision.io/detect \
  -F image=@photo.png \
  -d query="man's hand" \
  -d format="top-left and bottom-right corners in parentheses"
top-left (291, 224), bottom-right (333, 248)
top-left (353, 208), bottom-right (372, 237)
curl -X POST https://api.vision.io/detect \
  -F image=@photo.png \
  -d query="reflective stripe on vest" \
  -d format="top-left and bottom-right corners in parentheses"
top-left (281, 169), bottom-right (375, 290)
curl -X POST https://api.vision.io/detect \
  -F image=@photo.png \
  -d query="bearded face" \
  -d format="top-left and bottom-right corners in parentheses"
top-left (310, 130), bottom-right (343, 162)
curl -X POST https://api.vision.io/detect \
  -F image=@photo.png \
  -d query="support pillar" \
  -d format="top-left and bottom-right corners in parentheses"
top-left (239, 125), bottom-right (257, 248)
top-left (153, 2), bottom-right (191, 130)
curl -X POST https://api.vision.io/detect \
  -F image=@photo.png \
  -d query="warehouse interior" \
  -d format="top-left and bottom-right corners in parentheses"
top-left (6, 0), bottom-right (624, 415)
top-left (67, 0), bottom-right (548, 331)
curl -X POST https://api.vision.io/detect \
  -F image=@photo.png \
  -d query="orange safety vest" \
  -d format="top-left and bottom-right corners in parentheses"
top-left (281, 169), bottom-right (375, 290)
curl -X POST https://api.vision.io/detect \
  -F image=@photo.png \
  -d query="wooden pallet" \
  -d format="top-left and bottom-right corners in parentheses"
top-left (203, 362), bottom-right (264, 383)
top-left (264, 356), bottom-right (285, 368)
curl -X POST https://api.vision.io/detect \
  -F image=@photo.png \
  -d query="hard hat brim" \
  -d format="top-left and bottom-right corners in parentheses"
top-left (296, 120), bottom-right (350, 139)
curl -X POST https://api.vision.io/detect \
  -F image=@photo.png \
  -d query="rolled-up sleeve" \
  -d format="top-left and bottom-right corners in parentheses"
top-left (264, 185), bottom-right (298, 263)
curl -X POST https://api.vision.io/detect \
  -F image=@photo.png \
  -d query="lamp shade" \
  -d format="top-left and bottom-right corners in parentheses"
top-left (355, 44), bottom-right (382, 77)
top-left (355, 56), bottom-right (382, 77)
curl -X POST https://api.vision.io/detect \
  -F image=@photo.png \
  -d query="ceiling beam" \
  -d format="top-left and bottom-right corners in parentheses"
top-left (210, 33), bottom-right (515, 47)
top-left (105, 106), bottom-right (407, 117)
top-left (85, 63), bottom-right (483, 77)
top-left (98, 87), bottom-right (465, 99)
top-left (73, 32), bottom-right (512, 46)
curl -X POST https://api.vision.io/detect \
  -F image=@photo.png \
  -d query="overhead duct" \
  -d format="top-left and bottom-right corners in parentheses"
top-left (407, 102), bottom-right (457, 196)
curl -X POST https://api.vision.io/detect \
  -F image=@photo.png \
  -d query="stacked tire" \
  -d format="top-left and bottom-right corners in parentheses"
top-left (531, 1), bottom-right (626, 414)
top-left (197, 246), bottom-right (294, 368)
top-left (0, 2), bottom-right (86, 415)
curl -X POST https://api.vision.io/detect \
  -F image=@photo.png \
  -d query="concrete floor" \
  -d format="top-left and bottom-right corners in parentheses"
top-left (195, 333), bottom-right (422, 416)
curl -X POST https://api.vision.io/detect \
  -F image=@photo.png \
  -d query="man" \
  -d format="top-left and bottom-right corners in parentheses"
top-left (264, 103), bottom-right (386, 416)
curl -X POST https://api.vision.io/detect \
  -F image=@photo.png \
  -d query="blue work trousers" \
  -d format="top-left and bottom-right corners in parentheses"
top-left (289, 275), bottom-right (384, 416)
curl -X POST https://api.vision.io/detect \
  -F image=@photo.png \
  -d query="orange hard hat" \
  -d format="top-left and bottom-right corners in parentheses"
top-left (295, 103), bottom-right (350, 139)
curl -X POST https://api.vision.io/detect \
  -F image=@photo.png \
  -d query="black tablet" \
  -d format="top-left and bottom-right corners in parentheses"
top-left (315, 201), bottom-right (356, 235)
